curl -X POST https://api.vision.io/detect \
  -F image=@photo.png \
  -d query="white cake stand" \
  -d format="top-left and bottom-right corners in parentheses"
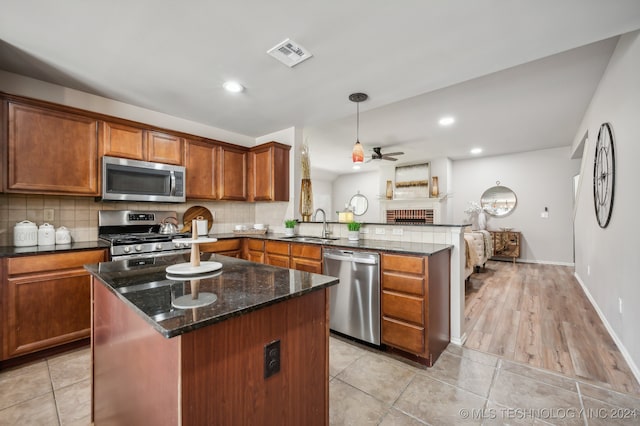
top-left (165, 236), bottom-right (220, 275)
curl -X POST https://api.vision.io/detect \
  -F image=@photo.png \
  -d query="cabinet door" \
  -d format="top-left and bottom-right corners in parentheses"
top-left (7, 102), bottom-right (99, 195)
top-left (102, 121), bottom-right (145, 160)
top-left (290, 243), bottom-right (322, 273)
top-left (249, 143), bottom-right (290, 201)
top-left (218, 145), bottom-right (247, 201)
top-left (146, 131), bottom-right (183, 165)
top-left (199, 239), bottom-right (242, 254)
top-left (265, 241), bottom-right (290, 268)
top-left (184, 139), bottom-right (217, 199)
top-left (5, 270), bottom-right (91, 358)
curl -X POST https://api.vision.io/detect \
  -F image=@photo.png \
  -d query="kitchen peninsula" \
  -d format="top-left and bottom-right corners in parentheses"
top-left (86, 253), bottom-right (338, 425)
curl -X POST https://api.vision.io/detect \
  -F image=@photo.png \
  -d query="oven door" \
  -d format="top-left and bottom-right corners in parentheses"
top-left (102, 156), bottom-right (185, 203)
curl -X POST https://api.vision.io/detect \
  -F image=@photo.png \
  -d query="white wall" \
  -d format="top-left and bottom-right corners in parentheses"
top-left (312, 179), bottom-right (333, 219)
top-left (332, 171), bottom-right (380, 222)
top-left (572, 31), bottom-right (640, 378)
top-left (452, 147), bottom-right (580, 264)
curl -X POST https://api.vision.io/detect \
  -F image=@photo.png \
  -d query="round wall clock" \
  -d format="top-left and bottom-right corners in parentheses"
top-left (593, 122), bottom-right (615, 228)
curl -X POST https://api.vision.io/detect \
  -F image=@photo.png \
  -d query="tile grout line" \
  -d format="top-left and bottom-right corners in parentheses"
top-left (46, 358), bottom-right (62, 426)
top-left (575, 382), bottom-right (589, 426)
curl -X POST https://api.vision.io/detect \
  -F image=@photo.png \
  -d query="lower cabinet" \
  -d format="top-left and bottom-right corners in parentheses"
top-left (1, 249), bottom-right (106, 360)
top-left (380, 250), bottom-right (450, 366)
top-left (199, 238), bottom-right (243, 258)
top-left (290, 243), bottom-right (322, 273)
top-left (245, 239), bottom-right (265, 263)
top-left (264, 241), bottom-right (291, 268)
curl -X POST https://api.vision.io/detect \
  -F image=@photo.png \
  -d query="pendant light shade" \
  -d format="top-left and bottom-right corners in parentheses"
top-left (352, 141), bottom-right (364, 163)
top-left (349, 93), bottom-right (368, 164)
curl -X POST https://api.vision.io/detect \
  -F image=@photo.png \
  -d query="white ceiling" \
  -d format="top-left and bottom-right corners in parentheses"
top-left (2, 1), bottom-right (640, 177)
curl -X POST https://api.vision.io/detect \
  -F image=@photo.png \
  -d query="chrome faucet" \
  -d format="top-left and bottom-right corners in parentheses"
top-left (313, 208), bottom-right (330, 238)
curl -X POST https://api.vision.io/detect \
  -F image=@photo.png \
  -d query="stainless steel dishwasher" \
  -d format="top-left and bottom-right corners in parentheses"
top-left (323, 248), bottom-right (380, 345)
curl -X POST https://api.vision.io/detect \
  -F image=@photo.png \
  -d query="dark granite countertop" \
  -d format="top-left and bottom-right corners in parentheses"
top-left (209, 233), bottom-right (452, 256)
top-left (0, 240), bottom-right (109, 258)
top-left (86, 253), bottom-right (339, 339)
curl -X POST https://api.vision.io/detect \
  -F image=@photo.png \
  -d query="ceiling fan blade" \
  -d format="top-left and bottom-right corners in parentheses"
top-left (382, 156), bottom-right (398, 161)
top-left (382, 151), bottom-right (404, 156)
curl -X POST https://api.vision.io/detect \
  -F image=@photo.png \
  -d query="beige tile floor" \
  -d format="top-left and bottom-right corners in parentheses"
top-left (2, 337), bottom-right (639, 425)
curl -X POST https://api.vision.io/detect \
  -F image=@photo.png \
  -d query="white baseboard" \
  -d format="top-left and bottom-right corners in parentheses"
top-left (451, 332), bottom-right (467, 346)
top-left (490, 258), bottom-right (575, 267)
top-left (574, 272), bottom-right (640, 387)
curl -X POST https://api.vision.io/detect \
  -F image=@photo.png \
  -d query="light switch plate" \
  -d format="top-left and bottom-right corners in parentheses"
top-left (375, 228), bottom-right (385, 235)
top-left (392, 228), bottom-right (403, 236)
top-left (541, 212), bottom-right (549, 218)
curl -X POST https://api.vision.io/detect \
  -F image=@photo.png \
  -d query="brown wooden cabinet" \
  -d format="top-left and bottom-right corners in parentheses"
top-left (245, 239), bottom-right (265, 263)
top-left (218, 145), bottom-right (247, 201)
top-left (184, 139), bottom-right (217, 199)
top-left (101, 122), bottom-right (183, 165)
top-left (101, 121), bottom-right (145, 160)
top-left (248, 142), bottom-right (290, 201)
top-left (1, 249), bottom-right (106, 360)
top-left (265, 240), bottom-right (291, 268)
top-left (199, 239), bottom-right (243, 258)
top-left (380, 250), bottom-right (450, 366)
top-left (290, 243), bottom-right (322, 273)
top-left (145, 131), bottom-right (183, 165)
top-left (491, 231), bottom-right (521, 262)
top-left (6, 101), bottom-right (100, 195)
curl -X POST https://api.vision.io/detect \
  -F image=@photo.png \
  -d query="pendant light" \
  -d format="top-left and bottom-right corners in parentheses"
top-left (349, 93), bottom-right (368, 164)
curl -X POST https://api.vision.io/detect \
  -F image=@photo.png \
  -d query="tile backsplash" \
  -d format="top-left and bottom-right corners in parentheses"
top-left (0, 194), bottom-right (271, 246)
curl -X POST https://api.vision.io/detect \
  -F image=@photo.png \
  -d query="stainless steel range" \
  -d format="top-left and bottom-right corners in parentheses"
top-left (99, 210), bottom-right (192, 260)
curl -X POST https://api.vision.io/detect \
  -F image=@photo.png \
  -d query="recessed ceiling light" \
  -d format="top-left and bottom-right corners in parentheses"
top-left (439, 116), bottom-right (455, 126)
top-left (470, 148), bottom-right (483, 155)
top-left (223, 81), bottom-right (244, 93)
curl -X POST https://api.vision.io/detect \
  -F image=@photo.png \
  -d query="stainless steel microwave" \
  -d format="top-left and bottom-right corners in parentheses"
top-left (102, 156), bottom-right (186, 203)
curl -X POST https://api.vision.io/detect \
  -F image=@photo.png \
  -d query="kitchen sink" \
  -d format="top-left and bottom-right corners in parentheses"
top-left (284, 236), bottom-right (339, 244)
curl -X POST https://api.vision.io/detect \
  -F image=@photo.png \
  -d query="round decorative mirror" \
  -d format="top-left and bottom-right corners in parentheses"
top-left (349, 193), bottom-right (369, 216)
top-left (481, 182), bottom-right (517, 217)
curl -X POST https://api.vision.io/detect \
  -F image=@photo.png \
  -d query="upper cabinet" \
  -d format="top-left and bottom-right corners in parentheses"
top-left (2, 94), bottom-right (290, 201)
top-left (145, 131), bottom-right (183, 165)
top-left (217, 145), bottom-right (247, 201)
top-left (102, 122), bottom-right (183, 165)
top-left (101, 122), bottom-right (145, 160)
top-left (6, 101), bottom-right (100, 196)
top-left (184, 138), bottom-right (217, 200)
top-left (248, 142), bottom-right (290, 202)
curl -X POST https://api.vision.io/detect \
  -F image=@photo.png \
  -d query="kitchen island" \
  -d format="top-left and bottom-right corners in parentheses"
top-left (86, 253), bottom-right (339, 425)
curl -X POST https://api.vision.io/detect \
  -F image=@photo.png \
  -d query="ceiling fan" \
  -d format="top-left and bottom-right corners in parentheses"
top-left (366, 147), bottom-right (405, 162)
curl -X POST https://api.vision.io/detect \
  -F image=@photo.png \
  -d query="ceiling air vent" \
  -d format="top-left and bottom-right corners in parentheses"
top-left (267, 38), bottom-right (313, 68)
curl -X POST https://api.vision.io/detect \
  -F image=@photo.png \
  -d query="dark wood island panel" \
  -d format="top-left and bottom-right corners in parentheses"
top-left (92, 277), bottom-right (329, 425)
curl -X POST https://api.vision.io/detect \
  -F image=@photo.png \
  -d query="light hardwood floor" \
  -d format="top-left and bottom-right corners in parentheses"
top-left (464, 260), bottom-right (640, 396)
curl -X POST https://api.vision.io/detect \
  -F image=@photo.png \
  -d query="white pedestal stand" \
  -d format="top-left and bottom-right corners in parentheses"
top-left (166, 219), bottom-right (221, 308)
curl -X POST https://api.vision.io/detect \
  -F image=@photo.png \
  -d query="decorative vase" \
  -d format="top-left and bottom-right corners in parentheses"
top-left (299, 178), bottom-right (313, 222)
top-left (348, 230), bottom-right (359, 241)
top-left (285, 227), bottom-right (295, 236)
top-left (477, 211), bottom-right (487, 230)
top-left (431, 176), bottom-right (439, 197)
top-left (385, 180), bottom-right (393, 199)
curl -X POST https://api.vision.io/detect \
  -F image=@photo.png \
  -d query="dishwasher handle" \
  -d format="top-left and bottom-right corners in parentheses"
top-left (323, 252), bottom-right (378, 265)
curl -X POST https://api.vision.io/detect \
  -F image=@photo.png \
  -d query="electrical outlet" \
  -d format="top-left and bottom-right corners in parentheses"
top-left (619, 298), bottom-right (623, 314)
top-left (264, 340), bottom-right (280, 378)
top-left (375, 228), bottom-right (385, 235)
top-left (392, 228), bottom-right (403, 236)
top-left (361, 228), bottom-right (369, 234)
top-left (44, 209), bottom-right (55, 222)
